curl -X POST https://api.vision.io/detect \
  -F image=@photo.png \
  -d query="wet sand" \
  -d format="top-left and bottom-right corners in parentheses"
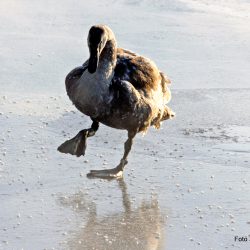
top-left (1, 0), bottom-right (250, 249)
top-left (1, 89), bottom-right (250, 250)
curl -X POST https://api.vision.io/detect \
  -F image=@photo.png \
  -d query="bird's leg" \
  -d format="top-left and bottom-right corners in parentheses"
top-left (87, 131), bottom-right (136, 179)
top-left (57, 120), bottom-right (99, 157)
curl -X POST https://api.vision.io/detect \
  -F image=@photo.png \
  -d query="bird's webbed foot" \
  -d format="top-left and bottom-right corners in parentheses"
top-left (57, 120), bottom-right (99, 157)
top-left (57, 130), bottom-right (88, 157)
top-left (87, 159), bottom-right (128, 179)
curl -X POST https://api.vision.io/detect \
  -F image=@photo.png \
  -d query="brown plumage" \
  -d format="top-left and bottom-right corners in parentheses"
top-left (58, 24), bottom-right (175, 178)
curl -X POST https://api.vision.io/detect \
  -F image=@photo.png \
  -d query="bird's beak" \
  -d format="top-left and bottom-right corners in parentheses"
top-left (88, 48), bottom-right (99, 74)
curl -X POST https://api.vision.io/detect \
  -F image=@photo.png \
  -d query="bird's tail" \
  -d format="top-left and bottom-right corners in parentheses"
top-left (162, 105), bottom-right (175, 121)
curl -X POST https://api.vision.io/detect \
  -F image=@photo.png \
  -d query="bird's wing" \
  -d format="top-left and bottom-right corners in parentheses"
top-left (115, 48), bottom-right (161, 93)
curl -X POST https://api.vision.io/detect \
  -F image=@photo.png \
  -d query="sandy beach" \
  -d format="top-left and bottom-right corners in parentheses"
top-left (1, 0), bottom-right (250, 249)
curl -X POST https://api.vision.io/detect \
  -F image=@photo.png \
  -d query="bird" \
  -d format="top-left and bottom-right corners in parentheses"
top-left (58, 24), bottom-right (175, 178)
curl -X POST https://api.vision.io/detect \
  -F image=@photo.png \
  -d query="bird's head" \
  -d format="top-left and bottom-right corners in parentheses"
top-left (87, 25), bottom-right (109, 74)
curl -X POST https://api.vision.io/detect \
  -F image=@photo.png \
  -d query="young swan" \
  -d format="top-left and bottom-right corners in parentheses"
top-left (58, 25), bottom-right (175, 178)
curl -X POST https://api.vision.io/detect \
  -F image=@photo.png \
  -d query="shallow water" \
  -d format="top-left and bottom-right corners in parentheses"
top-left (1, 89), bottom-right (250, 250)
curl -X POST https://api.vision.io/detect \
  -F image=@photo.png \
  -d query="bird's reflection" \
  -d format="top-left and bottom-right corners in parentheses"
top-left (59, 179), bottom-right (165, 250)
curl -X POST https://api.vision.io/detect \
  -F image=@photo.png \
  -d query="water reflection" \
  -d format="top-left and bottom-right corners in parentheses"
top-left (59, 179), bottom-right (166, 250)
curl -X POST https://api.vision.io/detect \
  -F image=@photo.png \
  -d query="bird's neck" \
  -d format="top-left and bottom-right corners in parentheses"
top-left (97, 39), bottom-right (117, 82)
